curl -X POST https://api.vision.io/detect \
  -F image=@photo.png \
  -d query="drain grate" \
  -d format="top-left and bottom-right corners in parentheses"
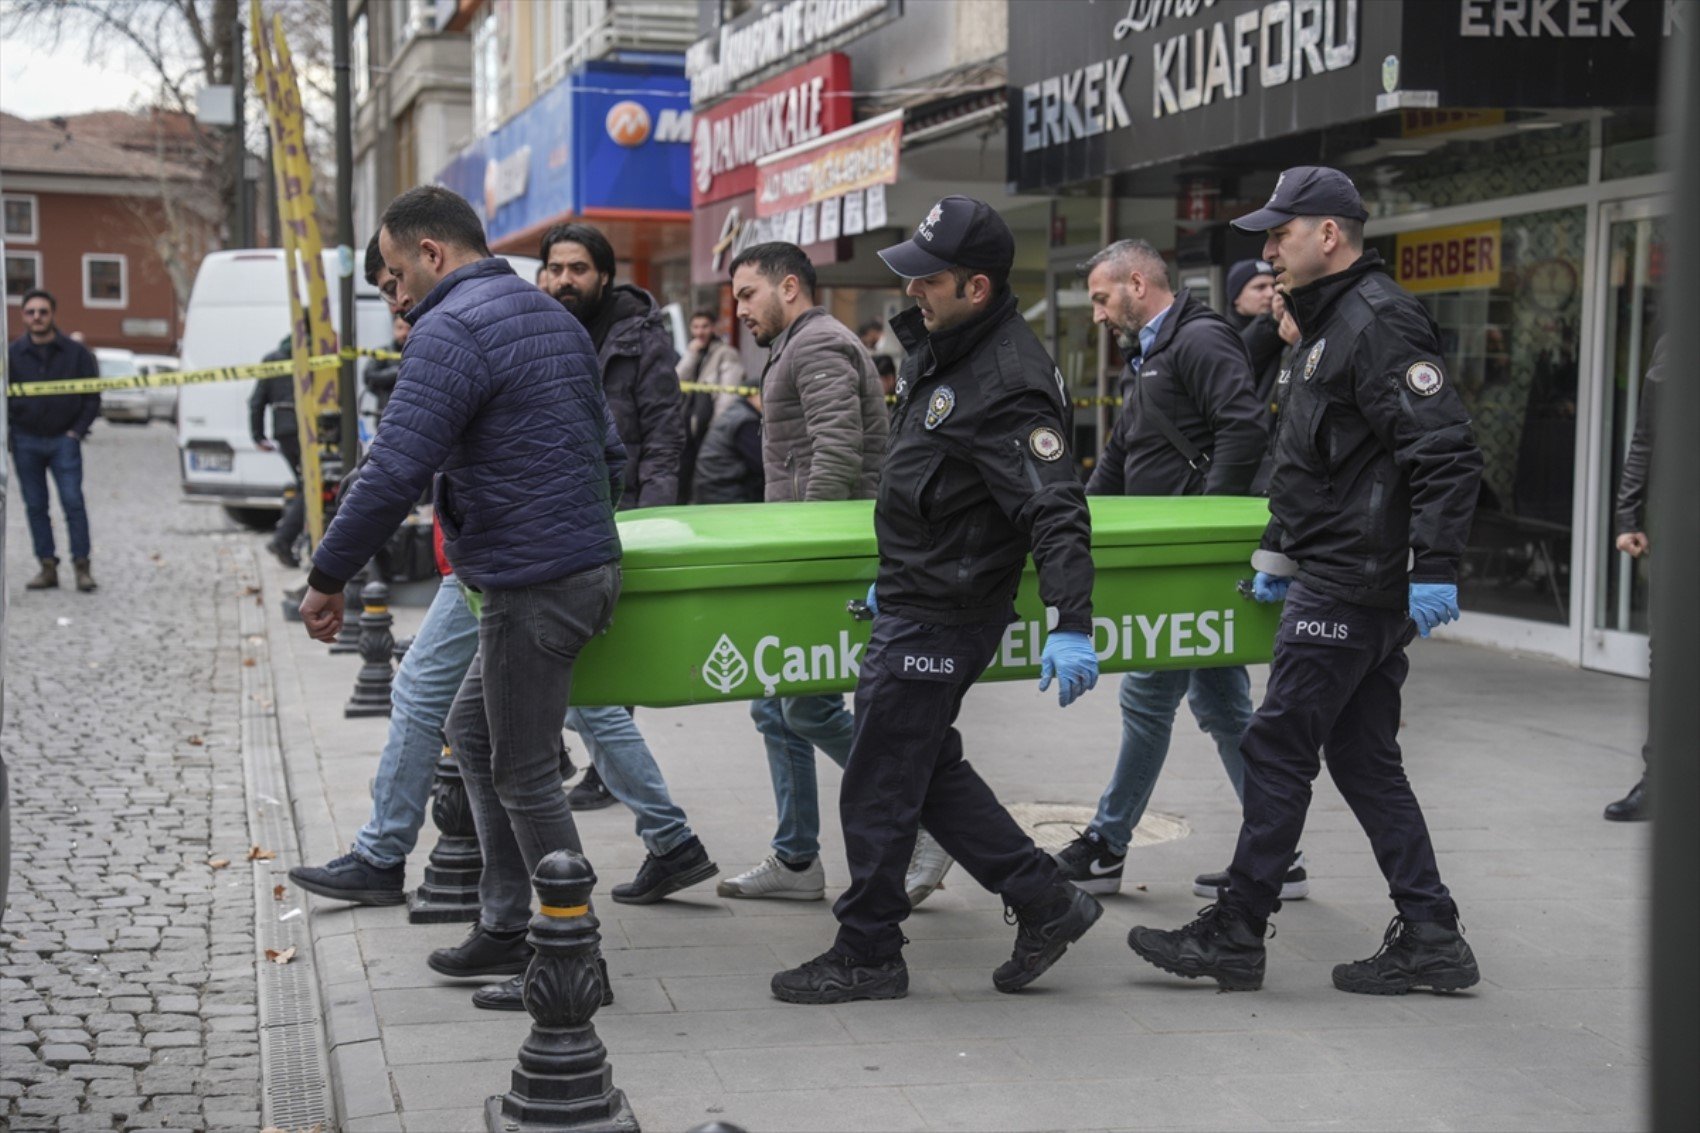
top-left (1008, 802), bottom-right (1190, 853)
top-left (236, 551), bottom-right (333, 1130)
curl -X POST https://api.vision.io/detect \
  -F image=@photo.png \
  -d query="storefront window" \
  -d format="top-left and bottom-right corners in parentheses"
top-left (1602, 108), bottom-right (1661, 182)
top-left (1370, 205), bottom-right (1585, 625)
top-left (1338, 119), bottom-right (1590, 221)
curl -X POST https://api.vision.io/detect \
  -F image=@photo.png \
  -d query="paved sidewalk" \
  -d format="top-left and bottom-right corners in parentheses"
top-left (260, 556), bottom-right (1651, 1133)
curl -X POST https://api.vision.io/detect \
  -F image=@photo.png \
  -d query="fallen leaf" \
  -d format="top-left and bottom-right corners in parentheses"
top-left (265, 946), bottom-right (296, 965)
top-left (273, 885), bottom-right (286, 901)
top-left (242, 657), bottom-right (257, 667)
top-left (186, 735), bottom-right (204, 746)
top-left (208, 859), bottom-right (230, 870)
top-left (151, 553), bottom-right (163, 563)
top-left (247, 845), bottom-right (277, 862)
top-left (242, 584), bottom-right (261, 596)
top-left (1136, 883), bottom-right (1148, 892)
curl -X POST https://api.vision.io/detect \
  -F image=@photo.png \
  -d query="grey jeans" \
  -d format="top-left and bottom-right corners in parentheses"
top-left (447, 561), bottom-right (621, 932)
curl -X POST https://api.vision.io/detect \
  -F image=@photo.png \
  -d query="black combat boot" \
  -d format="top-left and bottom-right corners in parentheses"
top-left (993, 883), bottom-right (1104, 993)
top-left (1332, 915), bottom-right (1480, 995)
top-left (1127, 901), bottom-right (1268, 991)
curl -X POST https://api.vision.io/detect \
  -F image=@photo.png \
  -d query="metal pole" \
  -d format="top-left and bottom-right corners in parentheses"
top-left (230, 16), bottom-right (251, 247)
top-left (1650, 17), bottom-right (1699, 1133)
top-left (333, 0), bottom-right (358, 472)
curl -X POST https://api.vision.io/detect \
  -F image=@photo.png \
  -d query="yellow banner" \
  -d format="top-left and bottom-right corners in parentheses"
top-left (252, 1), bottom-right (338, 544)
top-left (1395, 220), bottom-right (1503, 294)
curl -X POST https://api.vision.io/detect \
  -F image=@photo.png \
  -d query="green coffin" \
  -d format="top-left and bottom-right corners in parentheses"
top-left (568, 496), bottom-right (1278, 708)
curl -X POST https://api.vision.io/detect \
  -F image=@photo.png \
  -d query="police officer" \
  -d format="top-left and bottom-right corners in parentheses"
top-left (771, 196), bottom-right (1104, 1004)
top-left (1127, 167), bottom-right (1485, 995)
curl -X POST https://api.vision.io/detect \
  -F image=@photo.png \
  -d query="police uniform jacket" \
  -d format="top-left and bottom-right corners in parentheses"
top-left (1086, 288), bottom-right (1267, 498)
top-left (1255, 250), bottom-right (1483, 610)
top-left (878, 290), bottom-right (1094, 634)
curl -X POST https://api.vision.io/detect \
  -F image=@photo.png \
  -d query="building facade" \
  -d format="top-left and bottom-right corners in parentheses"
top-left (2, 112), bottom-right (218, 355)
top-left (1005, 0), bottom-right (1675, 674)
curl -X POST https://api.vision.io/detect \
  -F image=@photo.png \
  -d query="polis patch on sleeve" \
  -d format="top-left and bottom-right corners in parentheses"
top-left (1406, 361), bottom-right (1444, 396)
top-left (1028, 426), bottom-right (1065, 461)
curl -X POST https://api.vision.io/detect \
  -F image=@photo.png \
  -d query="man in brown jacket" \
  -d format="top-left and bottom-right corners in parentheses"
top-left (717, 241), bottom-right (890, 901)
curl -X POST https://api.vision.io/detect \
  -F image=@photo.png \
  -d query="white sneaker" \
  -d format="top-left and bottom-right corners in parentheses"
top-left (716, 854), bottom-right (825, 900)
top-left (906, 827), bottom-right (956, 907)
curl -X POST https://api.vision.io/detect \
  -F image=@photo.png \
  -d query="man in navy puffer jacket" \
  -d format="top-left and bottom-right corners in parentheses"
top-left (301, 186), bottom-right (626, 983)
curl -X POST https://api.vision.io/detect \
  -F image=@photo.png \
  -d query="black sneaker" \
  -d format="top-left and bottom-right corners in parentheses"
top-left (992, 884), bottom-right (1104, 993)
top-left (1193, 852), bottom-right (1310, 901)
top-left (611, 837), bottom-right (719, 905)
top-left (287, 852), bottom-right (405, 906)
top-left (772, 950), bottom-right (909, 1005)
top-left (473, 956), bottom-right (615, 1011)
top-left (266, 538), bottom-right (300, 570)
top-left (1333, 916), bottom-right (1480, 995)
top-left (567, 765), bottom-right (616, 810)
top-left (1127, 902), bottom-right (1268, 991)
top-left (1052, 830), bottom-right (1126, 896)
top-left (426, 924), bottom-right (532, 978)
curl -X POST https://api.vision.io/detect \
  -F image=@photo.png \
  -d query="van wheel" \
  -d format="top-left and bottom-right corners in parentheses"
top-left (224, 506), bottom-right (280, 532)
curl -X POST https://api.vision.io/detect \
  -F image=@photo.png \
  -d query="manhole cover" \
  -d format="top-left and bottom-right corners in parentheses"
top-left (1008, 803), bottom-right (1190, 853)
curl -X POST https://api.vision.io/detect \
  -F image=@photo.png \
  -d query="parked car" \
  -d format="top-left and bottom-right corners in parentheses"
top-left (96, 347), bottom-right (150, 424)
top-left (134, 353), bottom-right (182, 422)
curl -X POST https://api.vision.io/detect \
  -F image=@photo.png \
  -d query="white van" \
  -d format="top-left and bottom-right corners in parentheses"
top-left (176, 249), bottom-right (538, 528)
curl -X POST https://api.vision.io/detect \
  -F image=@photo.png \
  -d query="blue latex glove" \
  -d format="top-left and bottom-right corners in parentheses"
top-left (1409, 582), bottom-right (1460, 637)
top-left (1038, 630), bottom-right (1099, 708)
top-left (1251, 571), bottom-right (1290, 604)
top-left (865, 583), bottom-right (879, 617)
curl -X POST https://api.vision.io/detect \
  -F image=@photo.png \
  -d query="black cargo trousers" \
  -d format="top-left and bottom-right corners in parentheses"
top-left (832, 613), bottom-right (1063, 962)
top-left (1225, 580), bottom-right (1455, 922)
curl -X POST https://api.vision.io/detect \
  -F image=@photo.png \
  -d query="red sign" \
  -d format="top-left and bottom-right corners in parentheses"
top-left (691, 53), bottom-right (852, 208)
top-left (755, 110), bottom-right (901, 218)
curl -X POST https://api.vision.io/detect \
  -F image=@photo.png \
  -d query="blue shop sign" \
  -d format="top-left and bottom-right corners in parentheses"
top-left (435, 60), bottom-right (690, 245)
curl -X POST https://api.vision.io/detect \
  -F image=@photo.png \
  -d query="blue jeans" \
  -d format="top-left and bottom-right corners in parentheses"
top-left (352, 576), bottom-right (481, 868)
top-left (1089, 667), bottom-right (1254, 855)
top-left (565, 705), bottom-right (695, 857)
top-left (11, 431), bottom-right (90, 561)
top-left (750, 694), bottom-right (855, 864)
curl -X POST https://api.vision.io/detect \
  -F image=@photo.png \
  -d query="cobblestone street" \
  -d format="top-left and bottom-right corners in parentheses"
top-left (3, 423), bottom-right (264, 1131)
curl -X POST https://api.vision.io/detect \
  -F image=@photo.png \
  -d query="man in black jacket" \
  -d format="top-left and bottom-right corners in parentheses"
top-left (249, 336), bottom-right (305, 568)
top-left (1604, 335), bottom-right (1664, 822)
top-left (1129, 167), bottom-right (1484, 997)
top-left (7, 288), bottom-right (100, 591)
top-left (1047, 239), bottom-right (1279, 901)
top-left (772, 196), bottom-right (1103, 1005)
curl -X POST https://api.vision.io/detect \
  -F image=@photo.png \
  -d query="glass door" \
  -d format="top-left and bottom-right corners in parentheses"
top-left (1582, 198), bottom-right (1665, 676)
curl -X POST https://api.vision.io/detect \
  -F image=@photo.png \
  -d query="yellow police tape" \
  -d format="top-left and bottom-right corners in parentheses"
top-left (5, 346), bottom-right (404, 398)
top-left (676, 381), bottom-right (1125, 409)
top-left (12, 352), bottom-right (1127, 410)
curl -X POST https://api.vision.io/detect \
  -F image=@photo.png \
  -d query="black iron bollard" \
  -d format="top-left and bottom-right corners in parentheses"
top-left (345, 580), bottom-right (396, 718)
top-left (485, 851), bottom-right (637, 1133)
top-left (330, 565), bottom-right (367, 654)
top-left (407, 745), bottom-right (484, 924)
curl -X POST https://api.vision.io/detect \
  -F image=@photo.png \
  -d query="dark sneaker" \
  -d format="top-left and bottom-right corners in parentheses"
top-left (611, 837), bottom-right (719, 905)
top-left (772, 950), bottom-right (908, 1005)
top-left (266, 539), bottom-right (300, 570)
top-left (567, 765), bottom-right (616, 810)
top-left (1333, 916), bottom-right (1480, 995)
top-left (993, 884), bottom-right (1104, 993)
top-left (473, 956), bottom-right (614, 1011)
top-left (1604, 776), bottom-right (1648, 822)
top-left (1193, 851), bottom-right (1310, 901)
top-left (1052, 830), bottom-right (1126, 896)
top-left (287, 852), bottom-right (405, 906)
top-left (1127, 902), bottom-right (1268, 991)
top-left (426, 924), bottom-right (532, 978)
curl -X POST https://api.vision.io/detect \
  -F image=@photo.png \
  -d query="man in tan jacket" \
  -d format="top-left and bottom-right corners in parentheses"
top-left (718, 241), bottom-right (889, 900)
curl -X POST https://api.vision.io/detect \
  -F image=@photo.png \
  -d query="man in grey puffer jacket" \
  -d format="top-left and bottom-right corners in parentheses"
top-left (717, 241), bottom-right (890, 902)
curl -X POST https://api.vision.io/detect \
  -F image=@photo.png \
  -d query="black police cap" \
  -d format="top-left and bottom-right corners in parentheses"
top-left (1231, 166), bottom-right (1368, 233)
top-left (878, 195), bottom-right (1015, 279)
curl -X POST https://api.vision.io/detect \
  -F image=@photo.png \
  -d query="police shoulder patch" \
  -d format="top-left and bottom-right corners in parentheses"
top-left (1405, 361), bottom-right (1444, 396)
top-left (924, 385), bottom-right (956, 429)
top-left (1303, 338), bottom-right (1327, 381)
top-left (1028, 426), bottom-right (1065, 462)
